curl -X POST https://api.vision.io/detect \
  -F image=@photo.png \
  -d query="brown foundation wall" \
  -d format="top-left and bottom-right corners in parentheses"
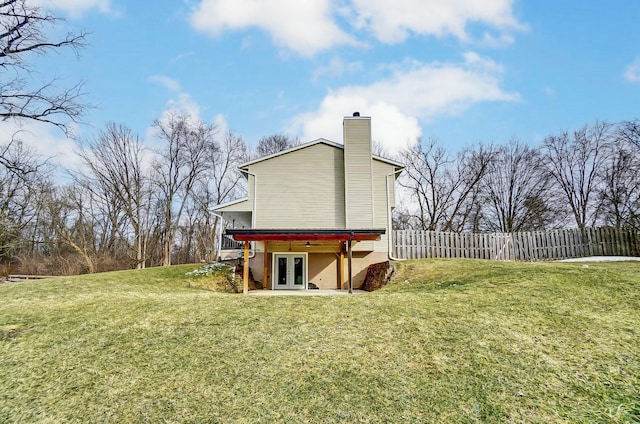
top-left (249, 249), bottom-right (388, 290)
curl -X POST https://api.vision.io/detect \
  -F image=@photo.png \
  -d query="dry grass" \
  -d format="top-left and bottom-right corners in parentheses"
top-left (0, 259), bottom-right (638, 423)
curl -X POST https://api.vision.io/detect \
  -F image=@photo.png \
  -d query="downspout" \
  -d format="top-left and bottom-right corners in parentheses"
top-left (386, 168), bottom-right (406, 261)
top-left (246, 170), bottom-right (258, 260)
top-left (211, 211), bottom-right (225, 261)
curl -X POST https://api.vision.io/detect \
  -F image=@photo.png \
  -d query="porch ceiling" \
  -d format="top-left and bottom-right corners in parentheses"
top-left (225, 229), bottom-right (385, 242)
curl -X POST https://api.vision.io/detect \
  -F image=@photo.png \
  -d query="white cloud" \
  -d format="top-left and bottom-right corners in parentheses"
top-left (190, 0), bottom-right (356, 56)
top-left (164, 93), bottom-right (202, 121)
top-left (170, 51), bottom-right (196, 65)
top-left (624, 58), bottom-right (640, 83)
top-left (145, 92), bottom-right (203, 146)
top-left (149, 75), bottom-right (182, 92)
top-left (312, 57), bottom-right (364, 82)
top-left (148, 75), bottom-right (202, 125)
top-left (190, 0), bottom-right (523, 55)
top-left (347, 0), bottom-right (525, 43)
top-left (291, 97), bottom-right (421, 152)
top-left (0, 120), bottom-right (84, 180)
top-left (32, 0), bottom-right (112, 18)
top-left (213, 113), bottom-right (229, 135)
top-left (479, 31), bottom-right (515, 48)
top-left (290, 53), bottom-right (519, 152)
top-left (146, 78), bottom-right (229, 149)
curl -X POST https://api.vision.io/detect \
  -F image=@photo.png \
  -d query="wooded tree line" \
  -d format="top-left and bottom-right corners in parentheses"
top-left (396, 120), bottom-right (640, 234)
top-left (0, 115), bottom-right (252, 274)
top-left (0, 0), bottom-right (304, 275)
top-left (0, 121), bottom-right (303, 275)
top-left (3, 117), bottom-right (638, 275)
top-left (1, 1), bottom-right (639, 275)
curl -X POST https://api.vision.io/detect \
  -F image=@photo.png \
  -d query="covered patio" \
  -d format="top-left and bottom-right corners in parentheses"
top-left (225, 229), bottom-right (385, 294)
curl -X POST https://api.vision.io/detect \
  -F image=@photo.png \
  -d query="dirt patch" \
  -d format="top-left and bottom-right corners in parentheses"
top-left (0, 325), bottom-right (32, 341)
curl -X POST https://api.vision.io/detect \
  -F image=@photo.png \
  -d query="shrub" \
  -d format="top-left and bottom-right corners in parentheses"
top-left (185, 263), bottom-right (237, 293)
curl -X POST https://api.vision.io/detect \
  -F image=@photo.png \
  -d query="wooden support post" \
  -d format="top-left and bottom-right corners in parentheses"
top-left (348, 234), bottom-right (353, 294)
top-left (263, 241), bottom-right (269, 290)
top-left (243, 241), bottom-right (249, 294)
top-left (338, 244), bottom-right (345, 289)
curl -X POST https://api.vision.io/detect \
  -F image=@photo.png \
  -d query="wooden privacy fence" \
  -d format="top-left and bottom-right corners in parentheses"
top-left (392, 227), bottom-right (640, 261)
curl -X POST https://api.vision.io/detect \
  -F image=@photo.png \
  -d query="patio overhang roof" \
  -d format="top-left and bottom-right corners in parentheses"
top-left (225, 229), bottom-right (385, 242)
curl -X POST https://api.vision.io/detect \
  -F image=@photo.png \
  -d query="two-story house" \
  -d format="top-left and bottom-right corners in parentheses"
top-left (213, 113), bottom-right (404, 293)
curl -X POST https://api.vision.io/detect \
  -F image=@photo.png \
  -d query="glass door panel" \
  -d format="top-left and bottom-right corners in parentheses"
top-left (294, 257), bottom-right (303, 286)
top-left (277, 257), bottom-right (288, 286)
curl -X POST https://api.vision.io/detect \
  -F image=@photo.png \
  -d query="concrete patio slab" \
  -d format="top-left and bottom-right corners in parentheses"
top-left (247, 289), bottom-right (367, 296)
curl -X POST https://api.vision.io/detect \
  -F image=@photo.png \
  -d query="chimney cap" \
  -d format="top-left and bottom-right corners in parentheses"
top-left (352, 111), bottom-right (360, 117)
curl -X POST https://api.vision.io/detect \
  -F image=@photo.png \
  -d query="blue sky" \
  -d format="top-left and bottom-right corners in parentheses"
top-left (10, 0), bottom-right (640, 167)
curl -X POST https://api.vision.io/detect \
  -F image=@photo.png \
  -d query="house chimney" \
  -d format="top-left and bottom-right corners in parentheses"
top-left (343, 114), bottom-right (373, 228)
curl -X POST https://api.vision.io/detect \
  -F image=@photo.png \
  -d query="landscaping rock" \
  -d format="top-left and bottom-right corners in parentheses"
top-left (359, 261), bottom-right (393, 292)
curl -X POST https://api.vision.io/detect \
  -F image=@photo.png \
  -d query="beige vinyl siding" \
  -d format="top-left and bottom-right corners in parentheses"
top-left (344, 117), bottom-right (374, 229)
top-left (383, 161), bottom-right (397, 211)
top-left (373, 160), bottom-right (395, 252)
top-left (351, 159), bottom-right (395, 252)
top-left (216, 198), bottom-right (251, 212)
top-left (250, 143), bottom-right (346, 229)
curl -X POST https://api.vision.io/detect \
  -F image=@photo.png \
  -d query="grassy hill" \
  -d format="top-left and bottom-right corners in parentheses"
top-left (1, 259), bottom-right (639, 423)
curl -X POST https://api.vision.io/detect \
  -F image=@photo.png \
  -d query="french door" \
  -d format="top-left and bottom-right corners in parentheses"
top-left (273, 254), bottom-right (306, 289)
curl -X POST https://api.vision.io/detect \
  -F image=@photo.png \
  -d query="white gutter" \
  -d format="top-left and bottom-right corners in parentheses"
top-left (386, 168), bottom-right (406, 261)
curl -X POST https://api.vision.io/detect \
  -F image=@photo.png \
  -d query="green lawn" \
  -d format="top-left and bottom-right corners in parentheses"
top-left (1, 259), bottom-right (639, 423)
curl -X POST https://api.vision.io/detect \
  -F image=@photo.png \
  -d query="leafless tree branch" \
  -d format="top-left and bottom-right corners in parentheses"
top-left (0, 0), bottom-right (88, 136)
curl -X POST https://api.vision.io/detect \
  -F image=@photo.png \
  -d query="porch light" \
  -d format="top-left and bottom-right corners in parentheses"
top-left (305, 241), bottom-right (311, 248)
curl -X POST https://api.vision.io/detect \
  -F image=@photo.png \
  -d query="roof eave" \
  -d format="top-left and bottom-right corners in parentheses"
top-left (211, 197), bottom-right (250, 211)
top-left (237, 138), bottom-right (405, 170)
top-left (225, 228), bottom-right (385, 242)
top-left (239, 138), bottom-right (339, 169)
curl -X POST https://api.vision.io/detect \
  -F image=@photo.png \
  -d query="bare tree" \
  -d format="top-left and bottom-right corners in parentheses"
top-left (542, 121), bottom-right (613, 229)
top-left (209, 130), bottom-right (248, 208)
top-left (400, 138), bottom-right (494, 231)
top-left (618, 119), bottom-right (640, 149)
top-left (391, 204), bottom-right (417, 230)
top-left (479, 140), bottom-right (555, 232)
top-left (0, 135), bottom-right (50, 261)
top-left (599, 121), bottom-right (640, 229)
top-left (152, 112), bottom-right (217, 266)
top-left (43, 183), bottom-right (97, 273)
top-left (76, 123), bottom-right (152, 268)
top-left (372, 141), bottom-right (390, 158)
top-left (400, 139), bottom-right (448, 230)
top-left (192, 129), bottom-right (248, 261)
top-left (446, 144), bottom-right (496, 232)
top-left (0, 0), bottom-right (87, 136)
top-left (255, 133), bottom-right (298, 158)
